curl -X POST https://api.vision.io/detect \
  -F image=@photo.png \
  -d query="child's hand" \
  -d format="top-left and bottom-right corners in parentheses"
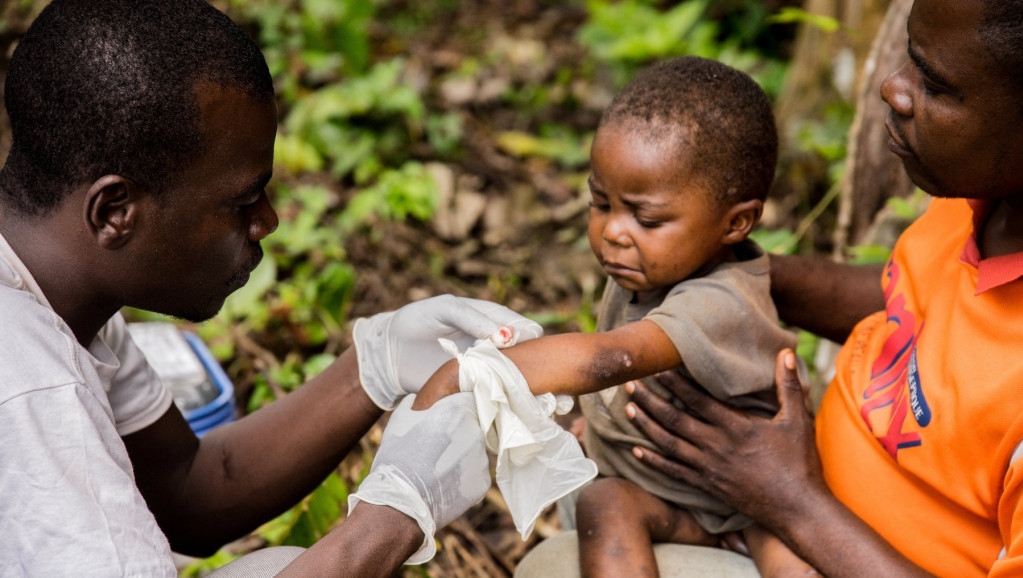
top-left (411, 359), bottom-right (460, 410)
top-left (569, 416), bottom-right (587, 450)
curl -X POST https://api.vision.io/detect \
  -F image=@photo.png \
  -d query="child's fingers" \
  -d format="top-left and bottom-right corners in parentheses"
top-left (719, 532), bottom-right (751, 557)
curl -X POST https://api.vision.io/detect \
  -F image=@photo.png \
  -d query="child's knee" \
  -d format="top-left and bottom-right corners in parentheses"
top-left (577, 478), bottom-right (644, 526)
top-left (579, 478), bottom-right (639, 507)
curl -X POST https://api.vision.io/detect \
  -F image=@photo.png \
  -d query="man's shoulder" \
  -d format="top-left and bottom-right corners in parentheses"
top-left (0, 283), bottom-right (83, 403)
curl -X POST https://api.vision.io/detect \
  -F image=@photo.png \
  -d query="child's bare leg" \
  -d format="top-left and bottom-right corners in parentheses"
top-left (576, 477), bottom-right (715, 578)
top-left (743, 524), bottom-right (820, 577)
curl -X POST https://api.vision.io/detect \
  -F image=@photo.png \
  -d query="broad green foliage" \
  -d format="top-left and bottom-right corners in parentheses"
top-left (579, 0), bottom-right (714, 65)
top-left (338, 161), bottom-right (437, 232)
top-left (496, 127), bottom-right (593, 169)
top-left (230, 0), bottom-right (375, 101)
top-left (256, 472), bottom-right (353, 548)
top-left (282, 59), bottom-right (427, 182)
top-left (576, 0), bottom-right (789, 96)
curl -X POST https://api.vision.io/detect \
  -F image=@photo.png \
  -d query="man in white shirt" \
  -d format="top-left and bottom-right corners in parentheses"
top-left (0, 1), bottom-right (538, 575)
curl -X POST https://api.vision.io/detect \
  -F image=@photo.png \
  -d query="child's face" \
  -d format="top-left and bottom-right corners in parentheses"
top-left (880, 0), bottom-right (1023, 200)
top-left (587, 122), bottom-right (733, 295)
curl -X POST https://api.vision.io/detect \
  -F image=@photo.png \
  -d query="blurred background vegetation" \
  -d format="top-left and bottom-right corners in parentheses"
top-left (0, 0), bottom-right (925, 575)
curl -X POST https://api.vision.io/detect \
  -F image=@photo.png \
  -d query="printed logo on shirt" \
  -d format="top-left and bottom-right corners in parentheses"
top-left (906, 347), bottom-right (932, 427)
top-left (859, 259), bottom-right (929, 461)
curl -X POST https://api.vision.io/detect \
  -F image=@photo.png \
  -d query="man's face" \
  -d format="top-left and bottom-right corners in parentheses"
top-left (881, 0), bottom-right (1023, 199)
top-left (587, 122), bottom-right (731, 298)
top-left (128, 83), bottom-right (279, 322)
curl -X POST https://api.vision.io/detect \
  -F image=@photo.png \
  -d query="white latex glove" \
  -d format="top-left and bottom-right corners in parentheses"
top-left (353, 295), bottom-right (543, 410)
top-left (440, 339), bottom-right (598, 539)
top-left (348, 393), bottom-right (490, 564)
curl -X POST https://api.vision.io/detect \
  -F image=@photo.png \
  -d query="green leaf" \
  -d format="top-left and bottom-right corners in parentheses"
top-left (274, 133), bottom-right (324, 174)
top-left (219, 257), bottom-right (277, 321)
top-left (768, 7), bottom-right (840, 33)
top-left (796, 330), bottom-right (820, 373)
top-left (749, 228), bottom-right (798, 255)
top-left (847, 244), bottom-right (892, 265)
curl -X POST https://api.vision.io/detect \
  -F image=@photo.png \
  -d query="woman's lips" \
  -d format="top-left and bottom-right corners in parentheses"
top-left (885, 119), bottom-right (913, 158)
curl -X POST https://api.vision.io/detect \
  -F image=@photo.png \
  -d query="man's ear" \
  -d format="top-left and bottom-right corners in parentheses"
top-left (84, 175), bottom-right (142, 250)
top-left (720, 199), bottom-right (764, 245)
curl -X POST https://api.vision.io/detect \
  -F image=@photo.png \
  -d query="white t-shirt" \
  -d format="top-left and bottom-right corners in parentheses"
top-left (0, 232), bottom-right (176, 577)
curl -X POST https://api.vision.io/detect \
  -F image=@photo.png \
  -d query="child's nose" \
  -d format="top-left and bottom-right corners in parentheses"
top-left (602, 216), bottom-right (632, 247)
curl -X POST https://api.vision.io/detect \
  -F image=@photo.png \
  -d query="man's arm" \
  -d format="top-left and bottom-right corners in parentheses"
top-left (277, 391), bottom-right (491, 576)
top-left (124, 347), bottom-right (381, 556)
top-left (276, 503), bottom-right (423, 577)
top-left (627, 352), bottom-right (933, 578)
top-left (125, 295), bottom-right (540, 557)
top-left (769, 254), bottom-right (885, 343)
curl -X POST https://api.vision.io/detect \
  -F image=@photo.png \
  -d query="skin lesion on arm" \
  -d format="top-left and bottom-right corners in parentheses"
top-left (414, 320), bottom-right (682, 410)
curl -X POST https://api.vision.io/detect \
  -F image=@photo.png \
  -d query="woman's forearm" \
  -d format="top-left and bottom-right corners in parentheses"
top-left (769, 485), bottom-right (933, 578)
top-left (769, 254), bottom-right (885, 343)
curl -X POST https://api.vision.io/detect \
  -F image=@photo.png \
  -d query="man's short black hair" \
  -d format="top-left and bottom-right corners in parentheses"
top-left (598, 56), bottom-right (777, 207)
top-left (0, 0), bottom-right (274, 216)
top-left (979, 0), bottom-right (1023, 101)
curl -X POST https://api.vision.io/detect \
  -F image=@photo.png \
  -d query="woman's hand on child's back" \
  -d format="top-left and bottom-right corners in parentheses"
top-left (411, 359), bottom-right (461, 410)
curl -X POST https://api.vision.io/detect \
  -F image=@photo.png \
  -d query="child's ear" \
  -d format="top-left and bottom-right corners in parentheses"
top-left (720, 199), bottom-right (763, 245)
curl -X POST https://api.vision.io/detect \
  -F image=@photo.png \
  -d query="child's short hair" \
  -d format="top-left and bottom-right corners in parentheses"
top-left (599, 56), bottom-right (777, 206)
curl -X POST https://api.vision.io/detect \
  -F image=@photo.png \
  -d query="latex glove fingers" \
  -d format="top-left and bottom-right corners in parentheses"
top-left (354, 295), bottom-right (542, 410)
top-left (459, 298), bottom-right (543, 347)
top-left (348, 393), bottom-right (490, 564)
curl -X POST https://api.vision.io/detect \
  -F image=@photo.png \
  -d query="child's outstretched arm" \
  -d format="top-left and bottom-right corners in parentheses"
top-left (414, 319), bottom-right (681, 409)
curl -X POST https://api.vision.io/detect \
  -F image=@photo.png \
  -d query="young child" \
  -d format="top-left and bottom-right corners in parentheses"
top-left (415, 56), bottom-right (815, 577)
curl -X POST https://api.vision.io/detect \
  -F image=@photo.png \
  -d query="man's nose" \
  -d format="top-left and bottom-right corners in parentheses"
top-left (249, 193), bottom-right (279, 241)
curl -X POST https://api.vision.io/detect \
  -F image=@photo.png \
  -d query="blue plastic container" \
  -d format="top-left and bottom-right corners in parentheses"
top-left (181, 332), bottom-right (237, 436)
top-left (128, 322), bottom-right (237, 437)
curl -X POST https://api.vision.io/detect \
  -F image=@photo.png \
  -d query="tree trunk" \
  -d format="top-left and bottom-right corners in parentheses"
top-left (770, 0), bottom-right (897, 252)
top-left (832, 0), bottom-right (916, 258)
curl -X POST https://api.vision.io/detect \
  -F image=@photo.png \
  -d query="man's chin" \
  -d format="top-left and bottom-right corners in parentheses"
top-left (170, 308), bottom-right (220, 324)
top-left (168, 297), bottom-right (227, 324)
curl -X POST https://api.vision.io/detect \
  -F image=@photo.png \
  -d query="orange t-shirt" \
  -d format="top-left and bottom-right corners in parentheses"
top-left (818, 198), bottom-right (1023, 577)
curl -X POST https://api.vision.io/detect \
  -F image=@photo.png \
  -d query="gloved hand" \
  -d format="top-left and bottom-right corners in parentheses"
top-left (347, 393), bottom-right (490, 565)
top-left (353, 295), bottom-right (543, 410)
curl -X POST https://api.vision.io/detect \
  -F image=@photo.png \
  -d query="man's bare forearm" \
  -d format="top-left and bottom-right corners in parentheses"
top-left (128, 347), bottom-right (384, 555)
top-left (769, 254), bottom-right (885, 343)
top-left (276, 503), bottom-right (423, 577)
